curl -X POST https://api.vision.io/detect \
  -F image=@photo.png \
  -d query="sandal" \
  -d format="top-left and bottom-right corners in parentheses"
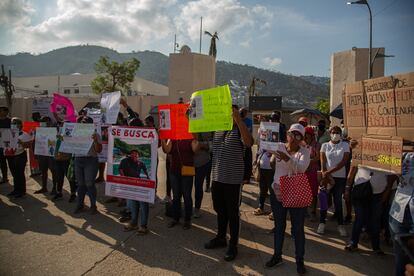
top-left (123, 224), bottom-right (138, 232)
top-left (254, 208), bottom-right (265, 216)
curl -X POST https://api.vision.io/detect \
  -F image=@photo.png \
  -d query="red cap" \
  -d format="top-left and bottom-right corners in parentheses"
top-left (305, 126), bottom-right (314, 135)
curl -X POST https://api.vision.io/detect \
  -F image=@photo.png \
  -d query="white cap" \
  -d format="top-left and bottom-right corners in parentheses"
top-left (288, 123), bottom-right (305, 136)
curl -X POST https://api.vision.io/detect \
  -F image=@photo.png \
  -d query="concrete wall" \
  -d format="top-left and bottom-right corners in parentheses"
top-left (330, 47), bottom-right (384, 125)
top-left (168, 52), bottom-right (215, 103)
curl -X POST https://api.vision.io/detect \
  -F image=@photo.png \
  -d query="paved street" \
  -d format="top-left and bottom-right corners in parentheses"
top-left (0, 151), bottom-right (394, 275)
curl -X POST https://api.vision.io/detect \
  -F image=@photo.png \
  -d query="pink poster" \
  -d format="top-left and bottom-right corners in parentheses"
top-left (50, 93), bottom-right (76, 122)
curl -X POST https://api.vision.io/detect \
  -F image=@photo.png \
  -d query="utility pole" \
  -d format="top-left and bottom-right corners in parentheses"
top-left (199, 17), bottom-right (203, 53)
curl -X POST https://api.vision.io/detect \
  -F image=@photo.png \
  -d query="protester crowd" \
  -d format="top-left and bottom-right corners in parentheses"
top-left (0, 100), bottom-right (413, 275)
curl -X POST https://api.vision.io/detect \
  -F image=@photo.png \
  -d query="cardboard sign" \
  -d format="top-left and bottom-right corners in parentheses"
top-left (100, 91), bottom-right (121, 124)
top-left (188, 85), bottom-right (233, 133)
top-left (158, 104), bottom-right (193, 140)
top-left (50, 93), bottom-right (76, 122)
top-left (258, 122), bottom-right (280, 151)
top-left (34, 127), bottom-right (57, 157)
top-left (393, 72), bottom-right (414, 141)
top-left (59, 123), bottom-right (94, 155)
top-left (354, 135), bottom-right (403, 174)
top-left (105, 126), bottom-right (158, 203)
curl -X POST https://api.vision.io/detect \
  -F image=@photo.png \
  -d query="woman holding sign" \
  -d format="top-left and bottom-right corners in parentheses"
top-left (161, 138), bottom-right (199, 230)
top-left (73, 116), bottom-right (102, 215)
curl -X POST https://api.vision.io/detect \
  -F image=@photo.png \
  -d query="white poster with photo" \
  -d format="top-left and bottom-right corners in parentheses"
top-left (105, 126), bottom-right (158, 203)
top-left (59, 123), bottom-right (95, 155)
top-left (0, 128), bottom-right (32, 156)
top-left (34, 127), bottom-right (57, 157)
top-left (95, 124), bottom-right (110, 162)
top-left (32, 97), bottom-right (54, 120)
top-left (100, 91), bottom-right (121, 124)
top-left (87, 108), bottom-right (104, 124)
top-left (158, 109), bottom-right (171, 130)
top-left (259, 122), bottom-right (280, 151)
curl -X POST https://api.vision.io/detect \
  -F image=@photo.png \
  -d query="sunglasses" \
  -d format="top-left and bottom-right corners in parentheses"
top-left (287, 131), bottom-right (303, 141)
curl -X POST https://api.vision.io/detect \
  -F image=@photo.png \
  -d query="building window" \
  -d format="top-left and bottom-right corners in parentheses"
top-left (74, 89), bottom-right (79, 94)
top-left (64, 89), bottom-right (70, 94)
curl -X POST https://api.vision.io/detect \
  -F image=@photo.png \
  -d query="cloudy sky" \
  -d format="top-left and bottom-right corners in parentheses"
top-left (0, 0), bottom-right (413, 76)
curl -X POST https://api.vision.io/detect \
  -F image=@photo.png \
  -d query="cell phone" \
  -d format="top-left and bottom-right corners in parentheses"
top-left (396, 233), bottom-right (414, 263)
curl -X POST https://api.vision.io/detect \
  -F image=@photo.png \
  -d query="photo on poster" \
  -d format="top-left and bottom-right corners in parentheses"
top-left (259, 122), bottom-right (280, 151)
top-left (189, 96), bottom-right (203, 120)
top-left (112, 138), bottom-right (152, 179)
top-left (159, 109), bottom-right (171, 130)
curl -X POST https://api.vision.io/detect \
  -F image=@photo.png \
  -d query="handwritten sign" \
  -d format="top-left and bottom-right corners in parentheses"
top-left (34, 127), bottom-right (57, 157)
top-left (50, 93), bottom-right (76, 122)
top-left (188, 85), bottom-right (233, 133)
top-left (353, 135), bottom-right (403, 174)
top-left (32, 98), bottom-right (55, 121)
top-left (259, 122), bottom-right (280, 151)
top-left (100, 91), bottom-right (121, 124)
top-left (106, 127), bottom-right (158, 203)
top-left (158, 104), bottom-right (193, 140)
top-left (59, 123), bottom-right (95, 155)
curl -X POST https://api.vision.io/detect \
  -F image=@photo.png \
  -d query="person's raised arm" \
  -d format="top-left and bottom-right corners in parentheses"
top-left (120, 98), bottom-right (138, 119)
top-left (232, 107), bottom-right (253, 147)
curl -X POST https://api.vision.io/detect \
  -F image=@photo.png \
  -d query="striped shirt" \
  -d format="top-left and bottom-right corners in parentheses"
top-left (212, 127), bottom-right (245, 185)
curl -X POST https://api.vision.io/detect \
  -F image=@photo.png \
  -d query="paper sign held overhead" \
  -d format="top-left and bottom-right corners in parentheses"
top-left (258, 122), bottom-right (280, 151)
top-left (188, 85), bottom-right (233, 133)
top-left (100, 91), bottom-right (121, 124)
top-left (158, 104), bottom-right (193, 140)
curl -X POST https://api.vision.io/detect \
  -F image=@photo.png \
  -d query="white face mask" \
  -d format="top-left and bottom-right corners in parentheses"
top-left (10, 124), bottom-right (17, 130)
top-left (331, 133), bottom-right (341, 142)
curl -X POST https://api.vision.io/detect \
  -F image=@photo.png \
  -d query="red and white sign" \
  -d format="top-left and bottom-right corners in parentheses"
top-left (105, 126), bottom-right (158, 203)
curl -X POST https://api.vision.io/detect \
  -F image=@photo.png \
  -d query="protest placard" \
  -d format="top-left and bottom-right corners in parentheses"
top-left (258, 122), bottom-right (280, 151)
top-left (105, 126), bottom-right (158, 203)
top-left (32, 98), bottom-right (54, 121)
top-left (34, 127), bottom-right (57, 157)
top-left (95, 124), bottom-right (110, 162)
top-left (188, 85), bottom-right (233, 133)
top-left (50, 93), bottom-right (76, 122)
top-left (59, 123), bottom-right (94, 155)
top-left (354, 135), bottom-right (403, 175)
top-left (0, 129), bottom-right (32, 156)
top-left (158, 104), bottom-right (193, 140)
top-left (100, 91), bottom-right (121, 124)
top-left (87, 108), bottom-right (103, 124)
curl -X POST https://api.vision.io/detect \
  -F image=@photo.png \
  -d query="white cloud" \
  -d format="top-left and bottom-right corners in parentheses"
top-left (263, 57), bottom-right (282, 67)
top-left (0, 0), bottom-right (34, 26)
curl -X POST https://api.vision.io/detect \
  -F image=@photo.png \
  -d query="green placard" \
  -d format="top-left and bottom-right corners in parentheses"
top-left (188, 84), bottom-right (233, 133)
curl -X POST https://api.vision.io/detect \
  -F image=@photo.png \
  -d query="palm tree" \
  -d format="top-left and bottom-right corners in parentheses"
top-left (248, 76), bottom-right (267, 96)
top-left (204, 31), bottom-right (219, 58)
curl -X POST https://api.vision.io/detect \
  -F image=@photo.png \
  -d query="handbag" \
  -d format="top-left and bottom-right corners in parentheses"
top-left (279, 149), bottom-right (313, 208)
top-left (177, 141), bottom-right (195, 176)
top-left (351, 180), bottom-right (372, 202)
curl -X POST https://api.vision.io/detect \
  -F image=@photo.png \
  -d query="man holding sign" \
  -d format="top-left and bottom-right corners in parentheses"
top-left (204, 105), bottom-right (253, 262)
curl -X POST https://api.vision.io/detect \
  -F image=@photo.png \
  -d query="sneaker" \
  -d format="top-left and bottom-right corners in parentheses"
top-left (338, 225), bottom-right (347, 237)
top-left (193, 208), bottom-right (201, 218)
top-left (265, 255), bottom-right (283, 268)
top-left (204, 237), bottom-right (227, 249)
top-left (89, 206), bottom-right (98, 215)
top-left (137, 226), bottom-right (149, 235)
top-left (34, 188), bottom-right (48, 194)
top-left (68, 194), bottom-right (76, 203)
top-left (254, 208), bottom-right (266, 216)
top-left (52, 193), bottom-right (63, 201)
top-left (345, 243), bottom-right (358, 252)
top-left (224, 245), bottom-right (238, 262)
top-left (162, 196), bottom-right (172, 204)
top-left (183, 221), bottom-right (191, 230)
top-left (317, 223), bottom-right (325, 234)
top-left (296, 261), bottom-right (307, 275)
top-left (167, 220), bottom-right (179, 228)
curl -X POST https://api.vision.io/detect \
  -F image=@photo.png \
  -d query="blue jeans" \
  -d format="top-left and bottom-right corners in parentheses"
top-left (389, 207), bottom-right (414, 276)
top-left (127, 199), bottom-right (149, 226)
top-left (170, 173), bottom-right (193, 221)
top-left (75, 156), bottom-right (99, 208)
top-left (273, 199), bottom-right (306, 263)
top-left (351, 193), bottom-right (383, 249)
top-left (194, 162), bottom-right (210, 209)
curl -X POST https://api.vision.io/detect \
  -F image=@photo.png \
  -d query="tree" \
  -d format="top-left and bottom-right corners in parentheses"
top-left (314, 98), bottom-right (330, 114)
top-left (91, 56), bottom-right (140, 94)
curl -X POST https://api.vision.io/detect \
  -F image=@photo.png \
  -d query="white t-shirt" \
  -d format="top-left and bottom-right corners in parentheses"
top-left (321, 141), bottom-right (350, 178)
top-left (354, 167), bottom-right (391, 194)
